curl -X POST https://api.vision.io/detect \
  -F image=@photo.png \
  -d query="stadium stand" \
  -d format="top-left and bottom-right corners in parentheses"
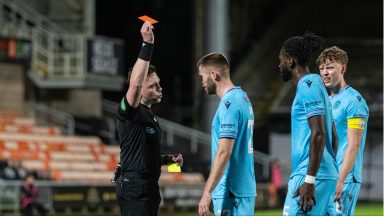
top-left (0, 110), bottom-right (206, 214)
top-left (0, 111), bottom-right (205, 184)
top-left (0, 0), bottom-right (381, 215)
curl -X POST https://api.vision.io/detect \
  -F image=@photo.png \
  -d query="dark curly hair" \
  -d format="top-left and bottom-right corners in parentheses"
top-left (282, 31), bottom-right (324, 66)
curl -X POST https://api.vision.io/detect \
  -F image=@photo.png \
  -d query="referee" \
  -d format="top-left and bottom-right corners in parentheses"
top-left (115, 21), bottom-right (183, 216)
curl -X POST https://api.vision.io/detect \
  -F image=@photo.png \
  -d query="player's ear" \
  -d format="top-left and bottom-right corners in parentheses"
top-left (290, 59), bottom-right (296, 69)
top-left (210, 70), bottom-right (217, 80)
top-left (341, 64), bottom-right (347, 74)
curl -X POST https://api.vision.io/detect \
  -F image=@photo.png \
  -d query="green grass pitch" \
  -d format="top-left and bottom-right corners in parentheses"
top-left (159, 202), bottom-right (383, 216)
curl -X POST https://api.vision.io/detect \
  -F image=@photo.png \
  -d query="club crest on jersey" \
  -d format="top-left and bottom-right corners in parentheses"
top-left (333, 101), bottom-right (341, 109)
top-left (225, 101), bottom-right (231, 109)
top-left (145, 127), bottom-right (155, 134)
top-left (305, 80), bottom-right (312, 88)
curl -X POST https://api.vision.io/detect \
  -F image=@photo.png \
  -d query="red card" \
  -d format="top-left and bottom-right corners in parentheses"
top-left (138, 15), bottom-right (158, 24)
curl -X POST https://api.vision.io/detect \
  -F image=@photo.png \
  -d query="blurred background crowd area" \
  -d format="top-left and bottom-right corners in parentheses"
top-left (0, 0), bottom-right (382, 215)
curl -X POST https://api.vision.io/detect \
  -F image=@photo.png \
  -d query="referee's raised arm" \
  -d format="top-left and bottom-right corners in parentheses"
top-left (126, 21), bottom-right (154, 108)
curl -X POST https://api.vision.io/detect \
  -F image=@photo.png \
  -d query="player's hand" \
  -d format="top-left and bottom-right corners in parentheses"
top-left (170, 154), bottom-right (183, 166)
top-left (293, 182), bottom-right (316, 213)
top-left (334, 180), bottom-right (343, 201)
top-left (198, 192), bottom-right (212, 216)
top-left (140, 21), bottom-right (154, 44)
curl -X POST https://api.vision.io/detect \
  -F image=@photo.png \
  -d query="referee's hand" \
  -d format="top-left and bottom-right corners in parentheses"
top-left (140, 21), bottom-right (154, 44)
top-left (170, 154), bottom-right (183, 166)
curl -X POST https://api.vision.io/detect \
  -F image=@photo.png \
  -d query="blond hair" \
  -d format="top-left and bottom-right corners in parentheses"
top-left (316, 46), bottom-right (349, 65)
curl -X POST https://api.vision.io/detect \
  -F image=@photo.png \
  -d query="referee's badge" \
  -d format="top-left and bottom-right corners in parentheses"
top-left (146, 127), bottom-right (156, 134)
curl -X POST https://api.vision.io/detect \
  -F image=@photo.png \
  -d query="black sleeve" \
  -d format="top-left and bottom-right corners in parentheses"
top-left (117, 96), bottom-right (140, 119)
top-left (160, 155), bottom-right (173, 165)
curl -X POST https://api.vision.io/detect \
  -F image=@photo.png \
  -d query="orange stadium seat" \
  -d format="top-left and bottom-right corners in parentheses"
top-left (0, 113), bottom-right (205, 185)
top-left (0, 124), bottom-right (61, 135)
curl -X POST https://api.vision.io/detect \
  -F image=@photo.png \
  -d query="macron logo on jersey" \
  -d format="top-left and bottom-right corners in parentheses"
top-left (305, 80), bottom-right (313, 88)
top-left (225, 101), bottom-right (231, 109)
top-left (356, 95), bottom-right (362, 102)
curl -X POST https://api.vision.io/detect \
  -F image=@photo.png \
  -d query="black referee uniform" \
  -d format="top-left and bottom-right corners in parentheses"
top-left (116, 96), bottom-right (164, 216)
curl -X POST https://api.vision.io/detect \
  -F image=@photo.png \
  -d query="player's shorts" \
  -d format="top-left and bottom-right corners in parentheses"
top-left (283, 175), bottom-right (336, 216)
top-left (212, 196), bottom-right (255, 216)
top-left (326, 182), bottom-right (361, 216)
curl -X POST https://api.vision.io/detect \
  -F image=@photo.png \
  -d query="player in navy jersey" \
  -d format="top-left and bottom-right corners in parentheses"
top-left (197, 52), bottom-right (256, 216)
top-left (278, 32), bottom-right (339, 215)
top-left (317, 46), bottom-right (369, 216)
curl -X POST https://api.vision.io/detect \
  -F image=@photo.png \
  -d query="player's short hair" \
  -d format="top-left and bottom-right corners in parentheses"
top-left (282, 31), bottom-right (324, 66)
top-left (197, 52), bottom-right (230, 76)
top-left (316, 46), bottom-right (349, 66)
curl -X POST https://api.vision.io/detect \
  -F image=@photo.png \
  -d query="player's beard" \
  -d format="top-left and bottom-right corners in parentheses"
top-left (205, 77), bottom-right (216, 95)
top-left (280, 66), bottom-right (293, 82)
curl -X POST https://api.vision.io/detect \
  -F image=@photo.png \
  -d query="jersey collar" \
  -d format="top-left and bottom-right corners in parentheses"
top-left (331, 85), bottom-right (350, 99)
top-left (297, 73), bottom-right (314, 87)
top-left (222, 86), bottom-right (241, 100)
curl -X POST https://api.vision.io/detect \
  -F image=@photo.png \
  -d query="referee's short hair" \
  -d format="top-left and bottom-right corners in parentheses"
top-left (127, 64), bottom-right (157, 84)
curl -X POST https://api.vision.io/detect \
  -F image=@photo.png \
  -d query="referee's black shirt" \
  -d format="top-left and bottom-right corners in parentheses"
top-left (116, 97), bottom-right (162, 180)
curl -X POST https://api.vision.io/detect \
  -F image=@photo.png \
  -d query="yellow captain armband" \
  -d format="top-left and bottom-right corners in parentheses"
top-left (348, 118), bottom-right (366, 130)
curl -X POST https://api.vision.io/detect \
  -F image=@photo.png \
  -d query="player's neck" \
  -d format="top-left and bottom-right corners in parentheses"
top-left (293, 66), bottom-right (310, 85)
top-left (330, 80), bottom-right (348, 96)
top-left (216, 80), bottom-right (235, 98)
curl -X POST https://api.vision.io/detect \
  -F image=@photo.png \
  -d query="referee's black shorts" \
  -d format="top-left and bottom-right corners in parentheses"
top-left (116, 172), bottom-right (161, 216)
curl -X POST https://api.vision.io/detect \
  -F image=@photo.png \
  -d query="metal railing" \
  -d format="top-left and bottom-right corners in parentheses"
top-left (0, 179), bottom-right (115, 215)
top-left (31, 28), bottom-right (85, 79)
top-left (103, 99), bottom-right (211, 154)
top-left (0, 0), bottom-right (86, 80)
top-left (0, 179), bottom-right (22, 213)
top-left (103, 99), bottom-right (291, 180)
top-left (25, 102), bottom-right (75, 135)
